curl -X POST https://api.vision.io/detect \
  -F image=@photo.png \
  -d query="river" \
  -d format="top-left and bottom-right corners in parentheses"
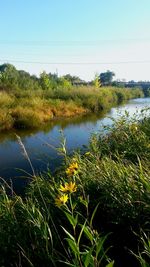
top-left (0, 97), bottom-right (150, 193)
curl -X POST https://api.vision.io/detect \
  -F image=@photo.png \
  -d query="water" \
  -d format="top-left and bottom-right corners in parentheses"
top-left (0, 97), bottom-right (150, 193)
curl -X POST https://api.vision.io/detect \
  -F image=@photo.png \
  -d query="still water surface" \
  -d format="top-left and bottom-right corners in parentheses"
top-left (0, 98), bottom-right (150, 193)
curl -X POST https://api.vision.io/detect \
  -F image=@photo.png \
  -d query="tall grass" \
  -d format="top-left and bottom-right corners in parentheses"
top-left (0, 86), bottom-right (143, 131)
top-left (0, 173), bottom-right (114, 266)
top-left (0, 113), bottom-right (150, 266)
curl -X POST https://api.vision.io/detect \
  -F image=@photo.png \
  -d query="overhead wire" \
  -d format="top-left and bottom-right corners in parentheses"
top-left (0, 59), bottom-right (150, 65)
top-left (0, 38), bottom-right (149, 46)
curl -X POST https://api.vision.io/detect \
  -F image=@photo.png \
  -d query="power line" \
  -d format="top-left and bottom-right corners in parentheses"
top-left (0, 38), bottom-right (149, 46)
top-left (0, 59), bottom-right (150, 65)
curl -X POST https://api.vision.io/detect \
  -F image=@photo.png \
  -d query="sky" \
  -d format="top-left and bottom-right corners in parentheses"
top-left (0, 0), bottom-right (150, 81)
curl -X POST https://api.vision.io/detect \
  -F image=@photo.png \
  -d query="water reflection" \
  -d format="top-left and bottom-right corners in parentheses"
top-left (0, 98), bottom-right (149, 194)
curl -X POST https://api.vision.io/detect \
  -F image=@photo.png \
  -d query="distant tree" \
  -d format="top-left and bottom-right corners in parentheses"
top-left (0, 63), bottom-right (42, 91)
top-left (99, 70), bottom-right (115, 86)
top-left (111, 79), bottom-right (125, 88)
top-left (48, 72), bottom-right (59, 82)
top-left (63, 74), bottom-right (84, 85)
top-left (40, 71), bottom-right (73, 90)
top-left (46, 72), bottom-right (59, 89)
top-left (18, 70), bottom-right (39, 90)
top-left (0, 64), bottom-right (19, 90)
top-left (0, 63), bottom-right (10, 72)
top-left (92, 73), bottom-right (101, 88)
top-left (58, 77), bottom-right (72, 89)
top-left (63, 74), bottom-right (74, 82)
top-left (39, 71), bottom-right (52, 90)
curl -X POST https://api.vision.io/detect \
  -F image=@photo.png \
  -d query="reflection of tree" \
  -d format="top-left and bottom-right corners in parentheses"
top-left (0, 112), bottom-right (107, 143)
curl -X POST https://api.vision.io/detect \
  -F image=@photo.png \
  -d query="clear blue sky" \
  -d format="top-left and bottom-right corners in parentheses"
top-left (0, 0), bottom-right (150, 81)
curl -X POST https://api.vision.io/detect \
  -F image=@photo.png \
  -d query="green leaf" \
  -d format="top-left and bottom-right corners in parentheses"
top-left (84, 248), bottom-right (94, 267)
top-left (59, 260), bottom-right (77, 267)
top-left (77, 220), bottom-right (87, 246)
top-left (66, 238), bottom-right (79, 256)
top-left (105, 261), bottom-right (115, 267)
top-left (96, 235), bottom-right (108, 258)
top-left (61, 226), bottom-right (75, 241)
top-left (83, 226), bottom-right (93, 242)
top-left (90, 203), bottom-right (100, 228)
top-left (79, 197), bottom-right (88, 208)
top-left (65, 211), bottom-right (78, 228)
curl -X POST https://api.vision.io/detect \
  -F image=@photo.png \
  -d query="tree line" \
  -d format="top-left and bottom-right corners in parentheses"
top-left (0, 64), bottom-right (149, 96)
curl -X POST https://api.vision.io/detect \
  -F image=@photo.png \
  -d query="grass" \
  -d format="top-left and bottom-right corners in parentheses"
top-left (0, 85), bottom-right (143, 131)
top-left (0, 112), bottom-right (150, 266)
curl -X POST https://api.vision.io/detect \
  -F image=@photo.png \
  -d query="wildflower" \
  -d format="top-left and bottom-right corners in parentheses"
top-left (59, 182), bottom-right (77, 193)
top-left (55, 194), bottom-right (68, 207)
top-left (59, 184), bottom-right (68, 192)
top-left (66, 181), bottom-right (77, 193)
top-left (66, 168), bottom-right (76, 176)
top-left (66, 162), bottom-right (78, 177)
top-left (147, 144), bottom-right (150, 148)
top-left (70, 162), bottom-right (78, 169)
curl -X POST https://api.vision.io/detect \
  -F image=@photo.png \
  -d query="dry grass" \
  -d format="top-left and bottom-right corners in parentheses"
top-left (0, 86), bottom-right (143, 131)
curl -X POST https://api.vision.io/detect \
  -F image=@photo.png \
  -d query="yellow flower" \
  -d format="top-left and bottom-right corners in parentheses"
top-left (59, 184), bottom-right (68, 192)
top-left (71, 162), bottom-right (78, 169)
top-left (66, 168), bottom-right (76, 176)
top-left (66, 162), bottom-right (79, 177)
top-left (147, 144), bottom-right (150, 148)
top-left (55, 194), bottom-right (68, 207)
top-left (59, 182), bottom-right (77, 193)
top-left (66, 181), bottom-right (77, 193)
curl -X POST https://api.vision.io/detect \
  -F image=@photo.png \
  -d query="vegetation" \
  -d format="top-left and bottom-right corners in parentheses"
top-left (0, 112), bottom-right (150, 266)
top-left (112, 80), bottom-right (150, 97)
top-left (0, 63), bottom-right (143, 131)
top-left (99, 70), bottom-right (115, 86)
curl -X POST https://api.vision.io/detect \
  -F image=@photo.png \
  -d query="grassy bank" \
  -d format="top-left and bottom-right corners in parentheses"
top-left (0, 112), bottom-right (150, 266)
top-left (0, 86), bottom-right (143, 131)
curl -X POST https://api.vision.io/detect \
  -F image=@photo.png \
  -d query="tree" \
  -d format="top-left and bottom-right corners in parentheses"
top-left (18, 70), bottom-right (39, 90)
top-left (0, 64), bottom-right (19, 90)
top-left (39, 71), bottom-right (52, 90)
top-left (99, 70), bottom-right (115, 86)
top-left (92, 73), bottom-right (101, 88)
top-left (63, 74), bottom-right (84, 85)
top-left (58, 77), bottom-right (72, 89)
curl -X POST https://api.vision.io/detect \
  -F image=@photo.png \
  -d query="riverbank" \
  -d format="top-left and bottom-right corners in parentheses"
top-left (0, 85), bottom-right (143, 131)
top-left (0, 113), bottom-right (150, 266)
